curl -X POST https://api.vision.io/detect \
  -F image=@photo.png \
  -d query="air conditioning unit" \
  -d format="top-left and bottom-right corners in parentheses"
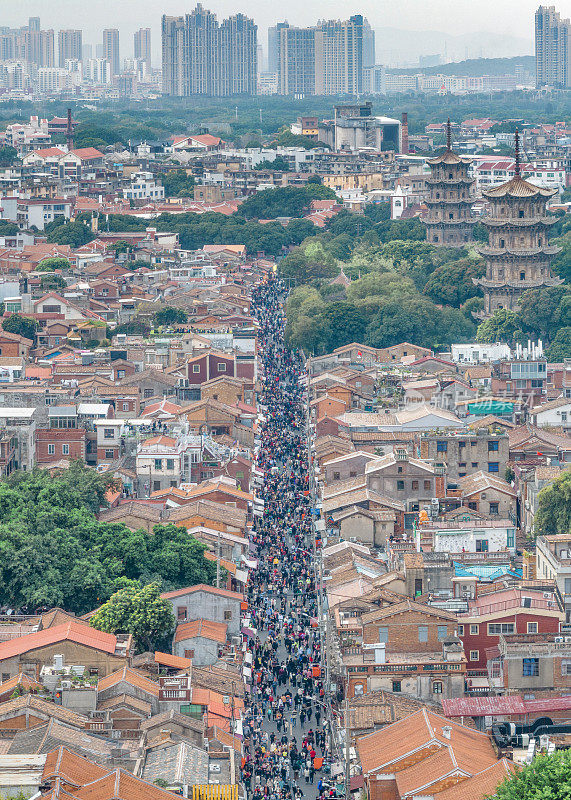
top-left (431, 498), bottom-right (439, 505)
top-left (60, 680), bottom-right (72, 689)
top-left (565, 637), bottom-right (571, 643)
top-left (209, 765), bottom-right (221, 773)
top-left (555, 636), bottom-right (564, 643)
top-left (543, 592), bottom-right (552, 599)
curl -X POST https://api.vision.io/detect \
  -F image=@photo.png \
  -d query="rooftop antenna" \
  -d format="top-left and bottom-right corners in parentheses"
top-left (66, 107), bottom-right (73, 151)
top-left (514, 129), bottom-right (520, 178)
top-left (446, 118), bottom-right (451, 151)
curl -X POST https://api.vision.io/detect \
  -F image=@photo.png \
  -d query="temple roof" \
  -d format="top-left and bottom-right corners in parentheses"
top-left (428, 149), bottom-right (472, 166)
top-left (482, 175), bottom-right (556, 199)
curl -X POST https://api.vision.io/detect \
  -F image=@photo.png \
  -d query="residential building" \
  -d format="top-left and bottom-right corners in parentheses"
top-left (161, 5), bottom-right (257, 97)
top-left (122, 171), bottom-right (165, 201)
top-left (420, 430), bottom-right (509, 482)
top-left (536, 533), bottom-right (571, 624)
top-left (58, 30), bottom-right (82, 68)
top-left (161, 584), bottom-right (243, 635)
top-left (421, 519), bottom-right (517, 555)
top-left (134, 28), bottom-right (151, 70)
top-left (535, 5), bottom-right (571, 88)
top-left (276, 24), bottom-right (316, 96)
top-left (458, 586), bottom-right (564, 670)
top-left (102, 29), bottom-right (120, 76)
top-left (357, 709), bottom-right (515, 800)
top-left (495, 632), bottom-right (571, 693)
top-left (318, 103), bottom-right (401, 152)
top-left (173, 619), bottom-right (228, 665)
top-left (314, 16), bottom-right (364, 95)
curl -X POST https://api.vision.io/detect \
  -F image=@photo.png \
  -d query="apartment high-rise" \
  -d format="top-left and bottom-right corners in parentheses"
top-left (535, 5), bottom-right (571, 87)
top-left (58, 30), bottom-right (82, 67)
top-left (277, 24), bottom-right (316, 96)
top-left (161, 4), bottom-right (257, 96)
top-left (362, 18), bottom-right (375, 69)
top-left (102, 28), bottom-right (120, 75)
top-left (276, 16), bottom-right (365, 96)
top-left (134, 27), bottom-right (151, 69)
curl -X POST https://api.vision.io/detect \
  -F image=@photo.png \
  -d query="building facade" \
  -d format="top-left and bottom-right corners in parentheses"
top-left (161, 5), bottom-right (257, 97)
top-left (102, 28), bottom-right (120, 76)
top-left (134, 28), bottom-right (151, 69)
top-left (535, 5), bottom-right (571, 88)
top-left (57, 30), bottom-right (82, 68)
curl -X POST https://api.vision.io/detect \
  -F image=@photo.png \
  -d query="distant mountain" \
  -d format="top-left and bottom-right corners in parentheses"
top-left (375, 27), bottom-right (533, 67)
top-left (388, 55), bottom-right (536, 77)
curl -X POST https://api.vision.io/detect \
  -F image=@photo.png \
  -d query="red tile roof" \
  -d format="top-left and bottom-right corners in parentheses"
top-left (174, 619), bottom-right (228, 644)
top-left (0, 621), bottom-right (120, 660)
top-left (161, 583), bottom-right (243, 601)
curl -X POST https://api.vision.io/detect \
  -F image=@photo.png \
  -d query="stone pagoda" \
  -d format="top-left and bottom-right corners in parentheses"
top-left (474, 131), bottom-right (562, 315)
top-left (423, 119), bottom-right (475, 247)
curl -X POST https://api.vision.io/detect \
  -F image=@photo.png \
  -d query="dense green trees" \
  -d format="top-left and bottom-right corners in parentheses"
top-left (237, 186), bottom-right (336, 221)
top-left (495, 751), bottom-right (571, 799)
top-left (35, 257), bottom-right (71, 272)
top-left (90, 581), bottom-right (175, 653)
top-left (46, 221), bottom-right (95, 247)
top-left (546, 328), bottom-right (571, 361)
top-left (154, 306), bottom-right (188, 326)
top-left (476, 288), bottom-right (571, 345)
top-left (255, 156), bottom-right (290, 171)
top-left (423, 259), bottom-right (485, 306)
top-left (0, 465), bottom-right (216, 614)
top-left (161, 170), bottom-right (195, 198)
top-left (2, 313), bottom-right (37, 341)
top-left (534, 471), bottom-right (571, 537)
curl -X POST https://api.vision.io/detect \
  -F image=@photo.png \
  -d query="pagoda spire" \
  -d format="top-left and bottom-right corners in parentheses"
top-left (446, 118), bottom-right (451, 151)
top-left (514, 129), bottom-right (521, 178)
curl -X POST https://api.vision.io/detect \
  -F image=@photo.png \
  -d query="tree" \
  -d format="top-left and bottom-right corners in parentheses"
top-left (534, 470), bottom-right (571, 537)
top-left (40, 273), bottom-right (66, 291)
top-left (546, 327), bottom-right (571, 361)
top-left (254, 156), bottom-right (290, 171)
top-left (476, 309), bottom-right (523, 344)
top-left (153, 306), bottom-right (188, 326)
top-left (161, 170), bottom-right (195, 198)
top-left (423, 258), bottom-right (485, 307)
top-left (321, 302), bottom-right (367, 350)
top-left (0, 146), bottom-right (18, 167)
top-left (46, 221), bottom-right (95, 247)
top-left (35, 257), bottom-right (71, 272)
top-left (2, 314), bottom-right (37, 341)
top-left (279, 242), bottom-right (339, 284)
top-left (495, 750), bottom-right (571, 800)
top-left (519, 286), bottom-right (571, 341)
top-left (90, 581), bottom-right (175, 653)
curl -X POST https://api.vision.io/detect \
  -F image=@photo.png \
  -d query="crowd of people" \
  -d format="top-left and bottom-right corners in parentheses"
top-left (241, 278), bottom-right (334, 800)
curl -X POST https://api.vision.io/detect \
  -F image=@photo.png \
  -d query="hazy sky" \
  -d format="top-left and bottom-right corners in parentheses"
top-left (5, 0), bottom-right (538, 58)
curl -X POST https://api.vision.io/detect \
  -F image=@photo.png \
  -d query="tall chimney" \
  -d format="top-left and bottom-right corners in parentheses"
top-left (401, 112), bottom-right (409, 155)
top-left (66, 107), bottom-right (74, 151)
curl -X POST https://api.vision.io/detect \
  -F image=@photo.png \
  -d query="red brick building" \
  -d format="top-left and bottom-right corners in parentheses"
top-left (36, 428), bottom-right (86, 464)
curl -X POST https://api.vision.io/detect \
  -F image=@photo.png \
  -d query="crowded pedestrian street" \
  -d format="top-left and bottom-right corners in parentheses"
top-left (240, 278), bottom-right (333, 800)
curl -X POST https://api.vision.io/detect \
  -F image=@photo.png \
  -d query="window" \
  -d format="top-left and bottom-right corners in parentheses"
top-left (488, 440), bottom-right (499, 451)
top-left (523, 657), bottom-right (539, 676)
top-left (62, 444), bottom-right (69, 455)
top-left (397, 465), bottom-right (403, 474)
top-left (476, 540), bottom-right (489, 552)
top-left (217, 362), bottom-right (227, 372)
top-left (470, 650), bottom-right (479, 661)
top-left (397, 480), bottom-right (405, 491)
top-left (104, 428), bottom-right (115, 439)
top-left (48, 444), bottom-right (55, 455)
top-left (392, 680), bottom-right (401, 693)
top-left (471, 462), bottom-right (478, 468)
top-left (177, 606), bottom-right (186, 621)
top-left (154, 458), bottom-right (162, 470)
top-left (489, 502), bottom-right (499, 515)
top-left (166, 459), bottom-right (175, 471)
top-left (458, 440), bottom-right (466, 448)
top-left (424, 480), bottom-right (431, 491)
top-left (122, 402), bottom-right (129, 411)
top-left (507, 529), bottom-right (515, 548)
top-left (437, 625), bottom-right (448, 641)
top-left (333, 472), bottom-right (340, 481)
top-left (458, 624), bottom-right (464, 636)
top-left (562, 660), bottom-right (571, 676)
top-left (105, 449), bottom-right (115, 459)
top-left (354, 683), bottom-right (364, 696)
top-left (412, 480), bottom-right (419, 490)
top-left (488, 462), bottom-right (499, 473)
top-left (184, 649), bottom-right (195, 659)
top-left (224, 609), bottom-right (232, 620)
top-left (491, 660), bottom-right (502, 679)
top-left (432, 681), bottom-right (443, 694)
top-left (470, 624), bottom-right (479, 635)
top-left (527, 622), bottom-right (538, 634)
top-left (153, 480), bottom-right (161, 491)
top-left (437, 441), bottom-right (448, 452)
top-left (488, 623), bottom-right (515, 635)
top-left (418, 625), bottom-right (428, 642)
top-left (378, 626), bottom-right (388, 644)
top-left (192, 365), bottom-right (200, 373)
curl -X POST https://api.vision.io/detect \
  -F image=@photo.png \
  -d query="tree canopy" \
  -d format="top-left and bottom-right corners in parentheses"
top-left (161, 170), bottom-right (195, 198)
top-left (495, 751), bottom-right (571, 800)
top-left (2, 313), bottom-right (37, 341)
top-left (534, 470), bottom-right (571, 537)
top-left (154, 306), bottom-right (188, 326)
top-left (0, 464), bottom-right (217, 614)
top-left (35, 257), bottom-right (71, 272)
top-left (90, 581), bottom-right (175, 653)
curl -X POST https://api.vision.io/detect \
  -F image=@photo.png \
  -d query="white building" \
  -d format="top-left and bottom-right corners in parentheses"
top-left (84, 58), bottom-right (112, 84)
top-left (529, 398), bottom-right (571, 431)
top-left (424, 519), bottom-right (516, 555)
top-left (451, 343), bottom-right (512, 365)
top-left (123, 171), bottom-right (165, 201)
